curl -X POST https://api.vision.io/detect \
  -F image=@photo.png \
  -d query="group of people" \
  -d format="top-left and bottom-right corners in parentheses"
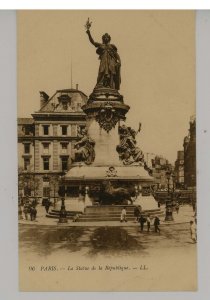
top-left (120, 206), bottom-right (160, 233)
top-left (121, 204), bottom-right (197, 243)
top-left (22, 200), bottom-right (37, 221)
top-left (134, 205), bottom-right (160, 233)
top-left (138, 214), bottom-right (160, 233)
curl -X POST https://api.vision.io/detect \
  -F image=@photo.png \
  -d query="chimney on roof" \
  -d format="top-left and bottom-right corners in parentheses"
top-left (40, 91), bottom-right (49, 109)
top-left (76, 84), bottom-right (78, 90)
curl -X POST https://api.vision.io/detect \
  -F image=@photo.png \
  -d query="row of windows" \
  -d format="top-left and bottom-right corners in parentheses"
top-left (21, 124), bottom-right (86, 136)
top-left (43, 125), bottom-right (68, 135)
top-left (23, 186), bottom-right (85, 198)
top-left (24, 157), bottom-right (69, 171)
top-left (42, 124), bottom-right (83, 136)
top-left (22, 186), bottom-right (55, 198)
top-left (24, 142), bottom-right (69, 154)
top-left (43, 142), bottom-right (68, 153)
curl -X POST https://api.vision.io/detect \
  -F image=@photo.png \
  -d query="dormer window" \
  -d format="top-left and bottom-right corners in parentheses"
top-left (58, 94), bottom-right (71, 111)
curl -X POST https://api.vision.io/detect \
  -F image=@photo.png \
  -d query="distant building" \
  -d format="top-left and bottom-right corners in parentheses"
top-left (174, 150), bottom-right (184, 188)
top-left (183, 115), bottom-right (196, 188)
top-left (151, 156), bottom-right (173, 189)
top-left (18, 88), bottom-right (87, 199)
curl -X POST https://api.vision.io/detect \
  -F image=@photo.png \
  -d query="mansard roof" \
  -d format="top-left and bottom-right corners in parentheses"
top-left (38, 88), bottom-right (88, 114)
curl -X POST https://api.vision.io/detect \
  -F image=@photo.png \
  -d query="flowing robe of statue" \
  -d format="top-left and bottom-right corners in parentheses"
top-left (86, 30), bottom-right (121, 90)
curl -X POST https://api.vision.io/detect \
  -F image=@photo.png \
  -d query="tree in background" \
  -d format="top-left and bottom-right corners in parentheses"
top-left (18, 166), bottom-right (40, 202)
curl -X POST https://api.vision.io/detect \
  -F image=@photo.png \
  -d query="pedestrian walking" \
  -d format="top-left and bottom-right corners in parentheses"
top-left (175, 202), bottom-right (180, 214)
top-left (154, 216), bottom-right (160, 233)
top-left (146, 215), bottom-right (151, 232)
top-left (30, 206), bottom-right (35, 221)
top-left (23, 203), bottom-right (29, 220)
top-left (33, 206), bottom-right (37, 220)
top-left (139, 214), bottom-right (146, 232)
top-left (30, 206), bottom-right (37, 221)
top-left (120, 207), bottom-right (127, 222)
top-left (134, 205), bottom-right (141, 222)
top-left (44, 199), bottom-right (51, 213)
top-left (190, 220), bottom-right (197, 243)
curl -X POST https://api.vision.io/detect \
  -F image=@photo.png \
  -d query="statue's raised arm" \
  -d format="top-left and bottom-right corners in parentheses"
top-left (85, 18), bottom-right (100, 47)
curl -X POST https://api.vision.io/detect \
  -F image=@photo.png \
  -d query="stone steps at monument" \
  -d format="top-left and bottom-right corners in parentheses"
top-left (77, 216), bottom-right (136, 222)
top-left (45, 205), bottom-right (164, 221)
top-left (51, 209), bottom-right (82, 215)
top-left (78, 207), bottom-right (164, 222)
top-left (46, 209), bottom-right (83, 219)
top-left (84, 206), bottom-right (161, 214)
top-left (46, 214), bottom-right (73, 219)
top-left (77, 212), bottom-right (164, 222)
top-left (84, 206), bottom-right (141, 213)
top-left (87, 208), bottom-right (161, 213)
top-left (80, 212), bottom-right (135, 217)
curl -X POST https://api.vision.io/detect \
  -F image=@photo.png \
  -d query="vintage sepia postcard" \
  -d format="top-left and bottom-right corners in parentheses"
top-left (18, 10), bottom-right (197, 291)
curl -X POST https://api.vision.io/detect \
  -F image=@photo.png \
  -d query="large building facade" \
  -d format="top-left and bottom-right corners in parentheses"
top-left (18, 88), bottom-right (87, 200)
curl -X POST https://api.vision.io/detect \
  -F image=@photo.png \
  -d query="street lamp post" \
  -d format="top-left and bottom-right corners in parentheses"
top-left (165, 171), bottom-right (174, 221)
top-left (172, 173), bottom-right (176, 193)
top-left (171, 172), bottom-right (177, 211)
top-left (58, 197), bottom-right (68, 223)
top-left (58, 176), bottom-right (68, 224)
top-left (167, 173), bottom-right (170, 196)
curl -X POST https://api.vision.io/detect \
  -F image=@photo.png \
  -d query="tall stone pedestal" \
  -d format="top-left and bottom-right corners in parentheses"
top-left (61, 87), bottom-right (157, 213)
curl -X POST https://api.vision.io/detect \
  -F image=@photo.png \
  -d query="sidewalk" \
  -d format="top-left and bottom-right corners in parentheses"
top-left (19, 204), bottom-right (195, 227)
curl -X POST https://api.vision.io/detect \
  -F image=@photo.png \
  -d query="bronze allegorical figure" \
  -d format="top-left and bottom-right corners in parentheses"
top-left (85, 18), bottom-right (121, 90)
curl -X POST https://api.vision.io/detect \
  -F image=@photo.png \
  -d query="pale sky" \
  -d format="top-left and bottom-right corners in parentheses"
top-left (18, 10), bottom-right (195, 163)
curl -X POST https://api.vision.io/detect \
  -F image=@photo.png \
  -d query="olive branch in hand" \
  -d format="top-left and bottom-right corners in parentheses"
top-left (85, 18), bottom-right (92, 31)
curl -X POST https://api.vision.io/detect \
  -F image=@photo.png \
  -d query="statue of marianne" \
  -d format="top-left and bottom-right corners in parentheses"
top-left (85, 18), bottom-right (121, 91)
